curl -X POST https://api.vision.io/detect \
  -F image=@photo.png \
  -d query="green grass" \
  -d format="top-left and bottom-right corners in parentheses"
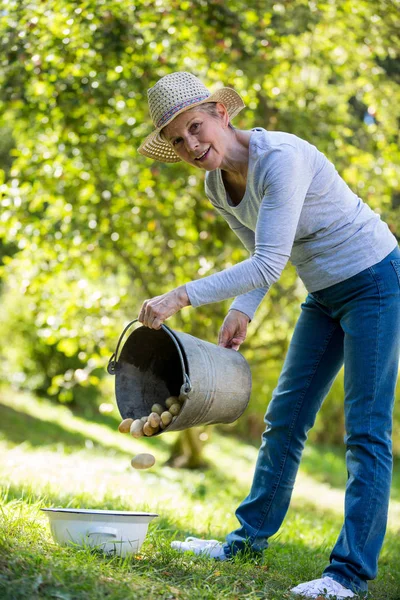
top-left (0, 387), bottom-right (399, 600)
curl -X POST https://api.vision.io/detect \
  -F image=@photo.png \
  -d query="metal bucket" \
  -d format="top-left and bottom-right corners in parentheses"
top-left (107, 319), bottom-right (252, 433)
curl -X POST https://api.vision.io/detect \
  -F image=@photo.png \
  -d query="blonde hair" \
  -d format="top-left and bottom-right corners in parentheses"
top-left (191, 102), bottom-right (235, 128)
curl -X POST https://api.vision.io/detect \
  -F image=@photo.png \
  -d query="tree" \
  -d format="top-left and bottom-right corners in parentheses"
top-left (0, 0), bottom-right (399, 463)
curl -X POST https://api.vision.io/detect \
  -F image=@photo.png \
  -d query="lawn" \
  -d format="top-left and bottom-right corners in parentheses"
top-left (0, 387), bottom-right (399, 600)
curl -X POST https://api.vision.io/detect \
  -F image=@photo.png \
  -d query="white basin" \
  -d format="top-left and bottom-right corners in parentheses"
top-left (42, 508), bottom-right (158, 557)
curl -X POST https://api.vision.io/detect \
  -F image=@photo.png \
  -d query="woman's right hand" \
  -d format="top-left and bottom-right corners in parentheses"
top-left (218, 309), bottom-right (250, 351)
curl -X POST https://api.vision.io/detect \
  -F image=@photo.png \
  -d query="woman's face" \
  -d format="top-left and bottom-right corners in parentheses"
top-left (162, 104), bottom-right (229, 170)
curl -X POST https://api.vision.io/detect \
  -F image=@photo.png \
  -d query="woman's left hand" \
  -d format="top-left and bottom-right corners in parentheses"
top-left (138, 285), bottom-right (190, 329)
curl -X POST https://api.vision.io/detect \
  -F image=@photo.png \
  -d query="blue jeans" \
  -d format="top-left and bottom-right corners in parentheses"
top-left (224, 246), bottom-right (400, 594)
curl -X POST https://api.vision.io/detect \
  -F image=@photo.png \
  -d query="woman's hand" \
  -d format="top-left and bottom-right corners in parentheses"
top-left (218, 309), bottom-right (250, 351)
top-left (138, 285), bottom-right (190, 329)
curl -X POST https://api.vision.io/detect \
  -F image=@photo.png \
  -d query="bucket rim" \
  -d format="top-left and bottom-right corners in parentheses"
top-left (107, 319), bottom-right (192, 397)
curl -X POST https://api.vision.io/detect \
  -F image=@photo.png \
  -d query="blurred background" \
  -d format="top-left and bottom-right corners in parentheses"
top-left (0, 0), bottom-right (399, 468)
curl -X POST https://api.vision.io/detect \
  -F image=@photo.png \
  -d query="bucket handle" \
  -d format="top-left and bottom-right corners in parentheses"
top-left (107, 319), bottom-right (192, 397)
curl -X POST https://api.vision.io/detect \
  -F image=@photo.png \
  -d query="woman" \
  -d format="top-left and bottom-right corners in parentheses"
top-left (137, 71), bottom-right (400, 599)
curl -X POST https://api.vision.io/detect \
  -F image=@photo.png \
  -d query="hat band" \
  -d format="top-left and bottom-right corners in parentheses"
top-left (156, 93), bottom-right (210, 128)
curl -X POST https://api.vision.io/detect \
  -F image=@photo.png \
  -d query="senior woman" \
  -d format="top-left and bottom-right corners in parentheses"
top-left (137, 72), bottom-right (400, 599)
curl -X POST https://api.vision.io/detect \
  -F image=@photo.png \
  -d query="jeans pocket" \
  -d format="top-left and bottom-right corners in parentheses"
top-left (390, 260), bottom-right (400, 288)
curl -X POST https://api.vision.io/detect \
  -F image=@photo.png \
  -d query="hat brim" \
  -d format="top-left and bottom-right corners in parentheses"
top-left (137, 87), bottom-right (245, 163)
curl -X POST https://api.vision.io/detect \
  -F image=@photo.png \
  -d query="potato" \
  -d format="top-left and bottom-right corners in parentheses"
top-left (159, 421), bottom-right (166, 430)
top-left (131, 453), bottom-right (156, 470)
top-left (169, 403), bottom-right (181, 416)
top-left (141, 416), bottom-right (148, 423)
top-left (160, 411), bottom-right (173, 426)
top-left (165, 395), bottom-right (179, 409)
top-left (130, 419), bottom-right (144, 438)
top-left (148, 412), bottom-right (161, 428)
top-left (118, 418), bottom-right (133, 433)
top-left (143, 421), bottom-right (159, 436)
top-left (151, 403), bottom-right (164, 416)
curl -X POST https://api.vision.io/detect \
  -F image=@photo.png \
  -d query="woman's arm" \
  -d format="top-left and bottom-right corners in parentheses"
top-left (139, 145), bottom-right (313, 329)
top-left (212, 203), bottom-right (269, 321)
top-left (185, 145), bottom-right (313, 306)
top-left (138, 285), bottom-right (190, 329)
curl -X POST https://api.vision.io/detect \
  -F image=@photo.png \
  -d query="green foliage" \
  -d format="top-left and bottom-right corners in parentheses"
top-left (0, 1), bottom-right (399, 446)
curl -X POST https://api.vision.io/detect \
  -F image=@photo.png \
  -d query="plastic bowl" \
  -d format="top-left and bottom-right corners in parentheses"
top-left (42, 508), bottom-right (158, 557)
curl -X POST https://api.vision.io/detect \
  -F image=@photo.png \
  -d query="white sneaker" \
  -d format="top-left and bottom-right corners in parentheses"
top-left (291, 576), bottom-right (357, 598)
top-left (170, 536), bottom-right (227, 560)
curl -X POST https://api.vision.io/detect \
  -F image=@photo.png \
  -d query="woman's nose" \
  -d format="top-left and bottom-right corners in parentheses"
top-left (185, 136), bottom-right (199, 153)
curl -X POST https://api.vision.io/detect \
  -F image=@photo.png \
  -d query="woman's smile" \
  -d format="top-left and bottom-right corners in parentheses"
top-left (194, 146), bottom-right (211, 162)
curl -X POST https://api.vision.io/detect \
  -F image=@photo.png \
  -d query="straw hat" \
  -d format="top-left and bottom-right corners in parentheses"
top-left (137, 72), bottom-right (246, 163)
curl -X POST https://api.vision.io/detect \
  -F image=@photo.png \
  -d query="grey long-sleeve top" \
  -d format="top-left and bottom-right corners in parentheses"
top-left (185, 128), bottom-right (397, 320)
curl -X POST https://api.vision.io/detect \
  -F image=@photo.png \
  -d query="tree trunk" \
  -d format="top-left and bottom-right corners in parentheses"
top-left (165, 428), bottom-right (208, 469)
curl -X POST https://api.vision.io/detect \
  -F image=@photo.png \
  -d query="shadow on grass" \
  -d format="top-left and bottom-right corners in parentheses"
top-left (69, 405), bottom-right (123, 431)
top-left (0, 403), bottom-right (98, 449)
top-left (0, 402), bottom-right (172, 455)
top-left (0, 402), bottom-right (250, 501)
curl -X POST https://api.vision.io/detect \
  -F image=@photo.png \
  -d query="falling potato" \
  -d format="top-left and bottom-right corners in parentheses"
top-left (131, 453), bottom-right (156, 470)
top-left (118, 418), bottom-right (134, 433)
top-left (130, 419), bottom-right (144, 438)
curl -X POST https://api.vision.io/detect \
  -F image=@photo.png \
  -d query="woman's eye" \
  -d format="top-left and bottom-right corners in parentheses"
top-left (172, 123), bottom-right (200, 146)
